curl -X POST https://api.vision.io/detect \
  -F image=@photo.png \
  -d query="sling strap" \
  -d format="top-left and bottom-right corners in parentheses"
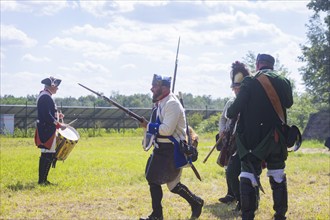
top-left (257, 73), bottom-right (302, 151)
top-left (256, 73), bottom-right (285, 123)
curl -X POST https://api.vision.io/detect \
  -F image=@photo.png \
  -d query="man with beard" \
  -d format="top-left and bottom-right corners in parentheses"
top-left (140, 74), bottom-right (204, 220)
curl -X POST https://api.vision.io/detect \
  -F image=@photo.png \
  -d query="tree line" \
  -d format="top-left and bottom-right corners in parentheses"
top-left (0, 93), bottom-right (229, 110)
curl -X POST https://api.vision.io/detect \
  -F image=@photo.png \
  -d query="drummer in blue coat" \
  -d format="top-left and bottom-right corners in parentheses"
top-left (34, 76), bottom-right (66, 185)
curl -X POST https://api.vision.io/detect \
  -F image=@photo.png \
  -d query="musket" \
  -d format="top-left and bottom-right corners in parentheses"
top-left (67, 118), bottom-right (78, 125)
top-left (178, 92), bottom-right (202, 181)
top-left (203, 135), bottom-right (223, 163)
top-left (172, 37), bottom-right (180, 93)
top-left (203, 114), bottom-right (239, 163)
top-left (78, 83), bottom-right (144, 123)
top-left (170, 38), bottom-right (202, 181)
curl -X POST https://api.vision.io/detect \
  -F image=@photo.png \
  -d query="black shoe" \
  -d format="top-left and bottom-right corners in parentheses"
top-left (219, 195), bottom-right (235, 203)
top-left (139, 214), bottom-right (163, 220)
top-left (191, 197), bottom-right (204, 219)
top-left (38, 180), bottom-right (54, 186)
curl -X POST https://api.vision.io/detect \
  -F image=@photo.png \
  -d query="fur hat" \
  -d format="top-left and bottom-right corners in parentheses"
top-left (230, 61), bottom-right (250, 88)
top-left (152, 74), bottom-right (171, 88)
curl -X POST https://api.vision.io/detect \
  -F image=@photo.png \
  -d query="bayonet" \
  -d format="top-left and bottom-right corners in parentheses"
top-left (172, 37), bottom-right (180, 93)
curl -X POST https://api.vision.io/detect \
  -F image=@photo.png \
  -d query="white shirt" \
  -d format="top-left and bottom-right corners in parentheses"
top-left (219, 98), bottom-right (235, 133)
top-left (157, 93), bottom-right (186, 142)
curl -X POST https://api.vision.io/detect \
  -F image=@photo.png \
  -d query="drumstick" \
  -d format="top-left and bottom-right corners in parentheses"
top-left (203, 135), bottom-right (223, 163)
top-left (67, 118), bottom-right (78, 125)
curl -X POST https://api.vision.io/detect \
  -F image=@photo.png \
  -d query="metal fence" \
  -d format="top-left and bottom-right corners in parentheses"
top-left (0, 104), bottom-right (222, 133)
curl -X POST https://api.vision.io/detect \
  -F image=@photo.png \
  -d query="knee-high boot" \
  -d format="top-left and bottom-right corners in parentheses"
top-left (140, 183), bottom-right (163, 220)
top-left (240, 177), bottom-right (258, 220)
top-left (227, 154), bottom-right (241, 209)
top-left (270, 175), bottom-right (288, 220)
top-left (171, 182), bottom-right (204, 219)
top-left (38, 153), bottom-right (53, 185)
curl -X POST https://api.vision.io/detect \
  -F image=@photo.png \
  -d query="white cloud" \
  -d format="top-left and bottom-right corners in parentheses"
top-left (1, 24), bottom-right (37, 48)
top-left (48, 37), bottom-right (118, 59)
top-left (0, 1), bottom-right (69, 15)
top-left (0, 1), bottom-right (313, 99)
top-left (121, 64), bottom-right (137, 70)
top-left (0, 1), bottom-right (29, 12)
top-left (59, 61), bottom-right (109, 74)
top-left (22, 54), bottom-right (50, 62)
top-left (79, 1), bottom-right (169, 17)
top-left (0, 71), bottom-right (43, 97)
top-left (207, 0), bottom-right (310, 13)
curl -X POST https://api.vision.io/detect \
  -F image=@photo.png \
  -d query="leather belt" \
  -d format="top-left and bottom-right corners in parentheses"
top-left (156, 138), bottom-right (173, 144)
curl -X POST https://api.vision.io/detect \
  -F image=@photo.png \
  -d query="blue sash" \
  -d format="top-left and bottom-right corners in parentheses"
top-left (167, 136), bottom-right (190, 168)
top-left (156, 117), bottom-right (189, 169)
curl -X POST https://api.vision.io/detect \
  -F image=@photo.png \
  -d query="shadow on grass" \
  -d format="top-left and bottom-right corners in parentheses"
top-left (204, 202), bottom-right (241, 219)
top-left (6, 181), bottom-right (36, 191)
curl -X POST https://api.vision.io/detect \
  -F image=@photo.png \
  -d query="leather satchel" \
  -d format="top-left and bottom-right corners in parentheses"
top-left (256, 73), bottom-right (302, 151)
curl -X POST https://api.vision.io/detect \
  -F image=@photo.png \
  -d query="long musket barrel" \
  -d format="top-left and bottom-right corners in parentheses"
top-left (172, 37), bottom-right (181, 93)
top-left (78, 83), bottom-right (144, 123)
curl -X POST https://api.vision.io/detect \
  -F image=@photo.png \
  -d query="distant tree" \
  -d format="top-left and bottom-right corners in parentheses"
top-left (242, 51), bottom-right (257, 74)
top-left (196, 112), bottom-right (221, 133)
top-left (110, 93), bottom-right (152, 108)
top-left (187, 112), bottom-right (204, 129)
top-left (298, 0), bottom-right (330, 107)
top-left (0, 95), bottom-right (36, 105)
top-left (287, 92), bottom-right (317, 131)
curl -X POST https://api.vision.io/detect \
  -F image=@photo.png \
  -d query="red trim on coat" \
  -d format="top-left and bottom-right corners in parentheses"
top-left (34, 128), bottom-right (56, 150)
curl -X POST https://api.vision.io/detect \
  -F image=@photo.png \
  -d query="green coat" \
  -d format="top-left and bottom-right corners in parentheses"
top-left (227, 69), bottom-right (293, 161)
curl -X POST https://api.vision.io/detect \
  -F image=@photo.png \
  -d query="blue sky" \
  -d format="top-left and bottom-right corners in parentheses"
top-left (1, 0), bottom-right (313, 99)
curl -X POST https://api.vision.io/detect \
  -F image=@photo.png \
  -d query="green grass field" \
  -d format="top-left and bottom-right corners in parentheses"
top-left (1, 133), bottom-right (329, 220)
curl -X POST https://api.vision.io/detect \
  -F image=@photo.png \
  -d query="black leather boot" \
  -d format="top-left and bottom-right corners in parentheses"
top-left (171, 182), bottom-right (204, 219)
top-left (38, 153), bottom-right (54, 185)
top-left (219, 170), bottom-right (235, 203)
top-left (270, 175), bottom-right (288, 220)
top-left (140, 183), bottom-right (163, 220)
top-left (240, 177), bottom-right (258, 220)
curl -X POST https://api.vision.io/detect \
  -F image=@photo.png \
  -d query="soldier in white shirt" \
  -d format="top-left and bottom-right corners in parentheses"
top-left (140, 74), bottom-right (204, 220)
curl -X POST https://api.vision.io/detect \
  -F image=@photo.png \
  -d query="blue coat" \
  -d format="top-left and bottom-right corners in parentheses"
top-left (34, 90), bottom-right (58, 149)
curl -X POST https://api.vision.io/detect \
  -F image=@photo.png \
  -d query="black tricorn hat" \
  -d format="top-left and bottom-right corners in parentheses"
top-left (41, 76), bottom-right (61, 87)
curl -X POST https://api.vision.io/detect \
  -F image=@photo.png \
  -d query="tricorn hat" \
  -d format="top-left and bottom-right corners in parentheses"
top-left (256, 54), bottom-right (275, 66)
top-left (41, 76), bottom-right (61, 87)
top-left (152, 74), bottom-right (171, 88)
